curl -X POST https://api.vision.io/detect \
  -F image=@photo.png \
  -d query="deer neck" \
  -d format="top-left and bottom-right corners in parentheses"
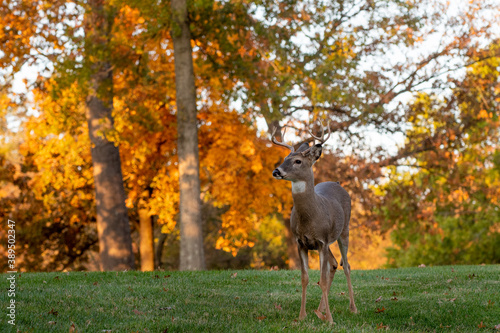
top-left (291, 170), bottom-right (318, 217)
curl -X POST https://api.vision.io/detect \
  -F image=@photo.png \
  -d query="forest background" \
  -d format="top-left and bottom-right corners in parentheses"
top-left (0, 0), bottom-right (499, 272)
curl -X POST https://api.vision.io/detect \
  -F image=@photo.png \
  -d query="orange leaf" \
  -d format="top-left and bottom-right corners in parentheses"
top-left (377, 323), bottom-right (388, 330)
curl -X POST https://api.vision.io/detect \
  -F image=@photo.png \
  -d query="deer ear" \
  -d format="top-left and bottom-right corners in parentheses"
top-left (300, 143), bottom-right (322, 162)
top-left (296, 142), bottom-right (310, 153)
top-left (310, 144), bottom-right (322, 162)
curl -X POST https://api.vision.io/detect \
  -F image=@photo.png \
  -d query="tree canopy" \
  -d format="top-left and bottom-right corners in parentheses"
top-left (0, 0), bottom-right (499, 271)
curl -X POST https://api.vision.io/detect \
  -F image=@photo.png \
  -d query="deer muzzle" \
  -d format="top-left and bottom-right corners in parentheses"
top-left (273, 168), bottom-right (284, 179)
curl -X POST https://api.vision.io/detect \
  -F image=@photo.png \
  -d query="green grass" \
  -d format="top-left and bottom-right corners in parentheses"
top-left (1, 265), bottom-right (499, 332)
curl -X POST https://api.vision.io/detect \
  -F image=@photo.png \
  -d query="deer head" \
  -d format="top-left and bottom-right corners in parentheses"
top-left (271, 122), bottom-right (331, 182)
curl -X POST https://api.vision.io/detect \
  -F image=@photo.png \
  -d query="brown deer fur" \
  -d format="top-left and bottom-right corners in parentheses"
top-left (271, 125), bottom-right (357, 323)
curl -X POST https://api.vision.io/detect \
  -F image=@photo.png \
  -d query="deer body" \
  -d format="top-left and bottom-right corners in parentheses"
top-left (291, 181), bottom-right (350, 249)
top-left (272, 125), bottom-right (357, 324)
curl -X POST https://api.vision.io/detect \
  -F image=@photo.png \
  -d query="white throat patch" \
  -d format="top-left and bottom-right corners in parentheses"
top-left (292, 181), bottom-right (306, 194)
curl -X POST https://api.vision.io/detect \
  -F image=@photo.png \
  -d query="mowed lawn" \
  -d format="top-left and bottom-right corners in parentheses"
top-left (2, 265), bottom-right (499, 332)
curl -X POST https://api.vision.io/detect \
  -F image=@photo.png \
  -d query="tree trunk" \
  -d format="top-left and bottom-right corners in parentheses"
top-left (171, 0), bottom-right (206, 270)
top-left (155, 228), bottom-right (167, 269)
top-left (139, 198), bottom-right (155, 271)
top-left (85, 0), bottom-right (135, 271)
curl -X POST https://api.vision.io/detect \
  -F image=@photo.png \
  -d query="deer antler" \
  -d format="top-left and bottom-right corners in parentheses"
top-left (307, 120), bottom-right (331, 145)
top-left (271, 126), bottom-right (295, 152)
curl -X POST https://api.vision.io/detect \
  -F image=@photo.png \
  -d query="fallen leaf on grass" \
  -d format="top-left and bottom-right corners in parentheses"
top-left (375, 296), bottom-right (382, 303)
top-left (93, 281), bottom-right (98, 286)
top-left (449, 298), bottom-right (456, 302)
top-left (391, 297), bottom-right (398, 301)
top-left (69, 322), bottom-right (77, 333)
top-left (48, 308), bottom-right (58, 316)
top-left (256, 316), bottom-right (267, 321)
top-left (494, 324), bottom-right (500, 330)
top-left (375, 307), bottom-right (386, 313)
top-left (339, 292), bottom-right (345, 296)
top-left (48, 321), bottom-right (56, 325)
top-left (162, 287), bottom-right (169, 292)
top-left (274, 303), bottom-right (282, 311)
top-left (440, 324), bottom-right (451, 328)
top-left (446, 279), bottom-right (452, 283)
top-left (488, 300), bottom-right (495, 307)
top-left (478, 322), bottom-right (486, 328)
top-left (133, 309), bottom-right (144, 315)
top-left (376, 323), bottom-right (388, 330)
top-left (230, 272), bottom-right (237, 278)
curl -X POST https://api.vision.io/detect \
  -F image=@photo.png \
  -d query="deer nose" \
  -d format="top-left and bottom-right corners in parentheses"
top-left (273, 169), bottom-right (282, 178)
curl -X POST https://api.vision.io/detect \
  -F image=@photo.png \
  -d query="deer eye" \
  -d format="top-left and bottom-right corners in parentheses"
top-left (295, 160), bottom-right (302, 164)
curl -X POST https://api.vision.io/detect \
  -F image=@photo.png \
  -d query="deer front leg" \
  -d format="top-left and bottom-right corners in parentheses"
top-left (315, 245), bottom-right (334, 323)
top-left (298, 244), bottom-right (309, 320)
top-left (318, 247), bottom-right (338, 313)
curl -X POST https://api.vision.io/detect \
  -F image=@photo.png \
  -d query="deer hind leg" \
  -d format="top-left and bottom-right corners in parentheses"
top-left (338, 237), bottom-right (358, 313)
top-left (298, 244), bottom-right (309, 320)
top-left (317, 247), bottom-right (338, 313)
top-left (314, 245), bottom-right (334, 323)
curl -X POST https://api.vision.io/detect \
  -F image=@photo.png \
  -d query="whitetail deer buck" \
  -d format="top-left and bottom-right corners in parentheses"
top-left (271, 122), bottom-right (357, 324)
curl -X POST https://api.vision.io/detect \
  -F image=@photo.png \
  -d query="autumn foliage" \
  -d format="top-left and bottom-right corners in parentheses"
top-left (0, 0), bottom-right (499, 271)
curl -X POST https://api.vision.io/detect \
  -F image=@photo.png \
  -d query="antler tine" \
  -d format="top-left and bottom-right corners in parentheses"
top-left (271, 126), bottom-right (295, 152)
top-left (323, 120), bottom-right (331, 142)
top-left (307, 120), bottom-right (331, 145)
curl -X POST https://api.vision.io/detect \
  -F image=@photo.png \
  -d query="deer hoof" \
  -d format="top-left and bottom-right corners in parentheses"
top-left (299, 312), bottom-right (307, 320)
top-left (315, 310), bottom-right (335, 324)
top-left (314, 310), bottom-right (326, 321)
top-left (350, 305), bottom-right (358, 314)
